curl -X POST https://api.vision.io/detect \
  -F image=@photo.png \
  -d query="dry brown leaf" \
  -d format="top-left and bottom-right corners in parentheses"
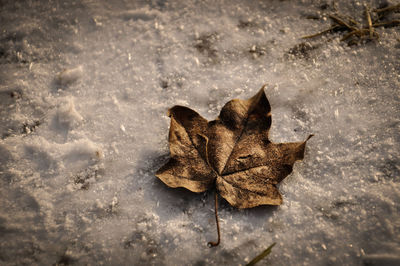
top-left (156, 85), bottom-right (312, 246)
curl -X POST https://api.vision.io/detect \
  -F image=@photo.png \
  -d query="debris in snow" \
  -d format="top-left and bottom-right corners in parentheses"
top-left (302, 3), bottom-right (400, 45)
top-left (55, 66), bottom-right (83, 86)
top-left (120, 8), bottom-right (161, 21)
top-left (55, 97), bottom-right (83, 130)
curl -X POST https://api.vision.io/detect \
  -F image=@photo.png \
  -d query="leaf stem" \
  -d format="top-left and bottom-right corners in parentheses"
top-left (207, 190), bottom-right (220, 247)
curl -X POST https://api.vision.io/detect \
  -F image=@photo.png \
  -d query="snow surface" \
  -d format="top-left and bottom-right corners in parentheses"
top-left (1, 0), bottom-right (399, 265)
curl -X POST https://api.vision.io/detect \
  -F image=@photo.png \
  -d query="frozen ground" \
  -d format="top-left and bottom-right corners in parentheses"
top-left (1, 0), bottom-right (399, 265)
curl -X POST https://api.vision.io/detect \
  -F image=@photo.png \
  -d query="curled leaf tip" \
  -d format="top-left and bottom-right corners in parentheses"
top-left (306, 134), bottom-right (314, 141)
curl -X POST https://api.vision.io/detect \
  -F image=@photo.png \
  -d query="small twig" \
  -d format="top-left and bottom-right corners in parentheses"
top-left (373, 3), bottom-right (400, 13)
top-left (207, 190), bottom-right (220, 247)
top-left (246, 243), bottom-right (276, 266)
top-left (302, 25), bottom-right (341, 39)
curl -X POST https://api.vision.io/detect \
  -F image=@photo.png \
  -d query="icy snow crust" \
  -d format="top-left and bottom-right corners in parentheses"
top-left (1, 0), bottom-right (399, 265)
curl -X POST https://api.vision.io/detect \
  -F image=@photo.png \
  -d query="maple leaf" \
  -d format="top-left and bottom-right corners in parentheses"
top-left (156, 85), bottom-right (312, 246)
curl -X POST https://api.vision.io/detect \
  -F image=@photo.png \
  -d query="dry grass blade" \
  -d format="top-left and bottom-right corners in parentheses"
top-left (302, 25), bottom-right (341, 39)
top-left (246, 243), bottom-right (276, 266)
top-left (373, 3), bottom-right (400, 13)
top-left (341, 28), bottom-right (370, 41)
top-left (345, 16), bottom-right (360, 26)
top-left (302, 3), bottom-right (399, 45)
top-left (329, 14), bottom-right (358, 31)
top-left (365, 5), bottom-right (374, 38)
top-left (373, 20), bottom-right (400, 27)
